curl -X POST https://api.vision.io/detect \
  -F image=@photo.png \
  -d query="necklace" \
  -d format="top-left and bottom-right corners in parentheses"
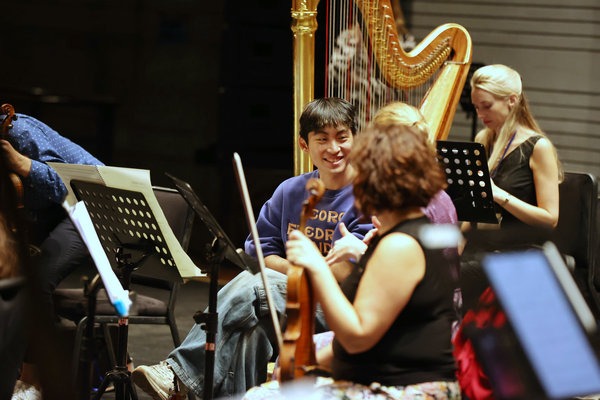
top-left (490, 131), bottom-right (517, 178)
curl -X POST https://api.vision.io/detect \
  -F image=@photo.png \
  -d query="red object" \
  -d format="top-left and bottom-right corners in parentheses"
top-left (453, 287), bottom-right (506, 400)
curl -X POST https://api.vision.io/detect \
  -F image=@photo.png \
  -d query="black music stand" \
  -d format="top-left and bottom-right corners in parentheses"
top-left (166, 173), bottom-right (258, 400)
top-left (436, 140), bottom-right (498, 224)
top-left (69, 179), bottom-right (182, 400)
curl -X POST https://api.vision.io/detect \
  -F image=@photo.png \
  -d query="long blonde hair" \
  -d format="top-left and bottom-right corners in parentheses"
top-left (471, 64), bottom-right (561, 178)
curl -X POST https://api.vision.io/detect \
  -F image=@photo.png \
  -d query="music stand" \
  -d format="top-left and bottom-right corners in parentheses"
top-left (436, 140), bottom-right (498, 224)
top-left (69, 179), bottom-right (183, 400)
top-left (165, 172), bottom-right (258, 400)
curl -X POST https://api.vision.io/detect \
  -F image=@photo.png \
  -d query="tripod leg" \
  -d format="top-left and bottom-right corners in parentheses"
top-left (92, 317), bottom-right (139, 400)
top-left (125, 378), bottom-right (138, 400)
top-left (92, 372), bottom-right (115, 400)
top-left (92, 369), bottom-right (138, 400)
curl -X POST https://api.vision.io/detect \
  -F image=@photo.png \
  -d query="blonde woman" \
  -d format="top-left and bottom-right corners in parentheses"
top-left (471, 64), bottom-right (561, 231)
top-left (460, 64), bottom-right (562, 310)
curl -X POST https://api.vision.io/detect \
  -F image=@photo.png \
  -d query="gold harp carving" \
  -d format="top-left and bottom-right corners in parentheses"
top-left (291, 0), bottom-right (321, 176)
top-left (291, 0), bottom-right (472, 175)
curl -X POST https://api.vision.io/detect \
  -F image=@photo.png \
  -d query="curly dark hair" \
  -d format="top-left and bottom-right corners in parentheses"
top-left (349, 124), bottom-right (447, 217)
top-left (299, 97), bottom-right (357, 141)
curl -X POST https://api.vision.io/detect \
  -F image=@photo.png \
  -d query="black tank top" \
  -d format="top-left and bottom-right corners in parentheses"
top-left (493, 135), bottom-right (542, 228)
top-left (331, 217), bottom-right (457, 386)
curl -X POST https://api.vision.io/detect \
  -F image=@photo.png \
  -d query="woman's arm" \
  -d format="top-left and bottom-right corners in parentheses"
top-left (286, 229), bottom-right (425, 354)
top-left (492, 137), bottom-right (559, 228)
top-left (316, 342), bottom-right (333, 369)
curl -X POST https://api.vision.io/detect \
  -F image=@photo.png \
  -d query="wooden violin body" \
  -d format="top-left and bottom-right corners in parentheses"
top-left (279, 265), bottom-right (317, 380)
top-left (279, 178), bottom-right (325, 381)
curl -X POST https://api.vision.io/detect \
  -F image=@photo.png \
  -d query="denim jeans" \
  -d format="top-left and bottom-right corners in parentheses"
top-left (167, 269), bottom-right (289, 398)
top-left (167, 268), bottom-right (330, 398)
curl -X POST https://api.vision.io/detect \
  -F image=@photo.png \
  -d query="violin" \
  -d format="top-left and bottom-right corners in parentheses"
top-left (0, 103), bottom-right (24, 208)
top-left (279, 178), bottom-right (325, 381)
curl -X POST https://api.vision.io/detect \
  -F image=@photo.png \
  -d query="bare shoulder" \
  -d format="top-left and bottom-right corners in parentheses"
top-left (530, 135), bottom-right (558, 173)
top-left (376, 232), bottom-right (421, 257)
top-left (372, 232), bottom-right (425, 281)
top-left (532, 135), bottom-right (553, 147)
top-left (531, 135), bottom-right (555, 157)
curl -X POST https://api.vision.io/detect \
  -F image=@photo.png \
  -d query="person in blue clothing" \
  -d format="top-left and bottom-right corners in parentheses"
top-left (1, 111), bottom-right (103, 399)
top-left (1, 112), bottom-right (104, 313)
top-left (244, 116), bottom-right (460, 400)
top-left (132, 97), bottom-right (374, 399)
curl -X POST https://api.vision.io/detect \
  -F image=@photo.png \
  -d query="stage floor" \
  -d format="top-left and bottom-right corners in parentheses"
top-left (58, 262), bottom-right (240, 399)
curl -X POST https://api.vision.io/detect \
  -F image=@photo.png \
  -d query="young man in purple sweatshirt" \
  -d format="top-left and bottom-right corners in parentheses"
top-left (133, 98), bottom-right (373, 399)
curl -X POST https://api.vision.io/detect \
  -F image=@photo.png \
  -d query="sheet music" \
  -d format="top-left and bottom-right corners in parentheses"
top-left (436, 140), bottom-right (498, 224)
top-left (48, 163), bottom-right (105, 207)
top-left (49, 163), bottom-right (205, 279)
top-left (68, 200), bottom-right (131, 317)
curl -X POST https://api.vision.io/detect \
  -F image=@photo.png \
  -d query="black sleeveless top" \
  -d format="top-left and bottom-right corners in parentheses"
top-left (493, 135), bottom-right (542, 228)
top-left (331, 217), bottom-right (457, 386)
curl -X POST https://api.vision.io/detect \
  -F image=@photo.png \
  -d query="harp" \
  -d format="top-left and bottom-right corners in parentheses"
top-left (291, 0), bottom-right (472, 175)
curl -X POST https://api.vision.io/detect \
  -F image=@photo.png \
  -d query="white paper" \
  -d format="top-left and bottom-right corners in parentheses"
top-left (69, 201), bottom-right (131, 317)
top-left (49, 163), bottom-right (205, 279)
top-left (50, 163), bottom-right (105, 207)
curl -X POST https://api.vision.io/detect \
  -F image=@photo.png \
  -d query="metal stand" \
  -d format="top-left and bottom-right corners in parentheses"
top-left (67, 179), bottom-right (179, 400)
top-left (192, 238), bottom-right (226, 400)
top-left (166, 173), bottom-right (258, 400)
top-left (94, 245), bottom-right (153, 399)
top-left (77, 243), bottom-right (154, 400)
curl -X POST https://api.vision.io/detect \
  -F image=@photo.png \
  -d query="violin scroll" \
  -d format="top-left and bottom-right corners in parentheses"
top-left (1, 103), bottom-right (24, 208)
top-left (1, 104), bottom-right (18, 131)
top-left (279, 177), bottom-right (325, 381)
top-left (300, 178), bottom-right (325, 230)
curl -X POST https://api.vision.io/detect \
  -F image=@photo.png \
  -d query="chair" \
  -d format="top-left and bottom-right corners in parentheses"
top-left (589, 186), bottom-right (600, 317)
top-left (551, 171), bottom-right (598, 315)
top-left (53, 186), bottom-right (195, 383)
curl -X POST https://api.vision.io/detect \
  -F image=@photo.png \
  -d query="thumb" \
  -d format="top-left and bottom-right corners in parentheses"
top-left (338, 222), bottom-right (349, 237)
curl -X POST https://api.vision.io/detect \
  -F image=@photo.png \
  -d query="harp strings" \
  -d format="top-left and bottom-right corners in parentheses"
top-left (325, 0), bottom-right (437, 131)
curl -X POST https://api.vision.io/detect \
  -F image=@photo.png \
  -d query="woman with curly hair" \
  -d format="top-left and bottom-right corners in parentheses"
top-left (245, 122), bottom-right (460, 399)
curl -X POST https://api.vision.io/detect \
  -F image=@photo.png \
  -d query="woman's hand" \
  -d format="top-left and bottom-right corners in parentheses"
top-left (286, 230), bottom-right (329, 274)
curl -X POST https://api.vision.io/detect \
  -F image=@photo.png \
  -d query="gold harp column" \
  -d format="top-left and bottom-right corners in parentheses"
top-left (291, 0), bottom-right (319, 176)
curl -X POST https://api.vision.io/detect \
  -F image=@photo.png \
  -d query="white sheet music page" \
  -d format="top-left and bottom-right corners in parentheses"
top-left (47, 163), bottom-right (105, 207)
top-left (68, 200), bottom-right (132, 316)
top-left (49, 163), bottom-right (205, 279)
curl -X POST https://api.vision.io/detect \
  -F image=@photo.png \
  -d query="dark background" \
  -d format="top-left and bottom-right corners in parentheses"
top-left (0, 0), bottom-right (417, 269)
top-left (0, 0), bottom-right (310, 267)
